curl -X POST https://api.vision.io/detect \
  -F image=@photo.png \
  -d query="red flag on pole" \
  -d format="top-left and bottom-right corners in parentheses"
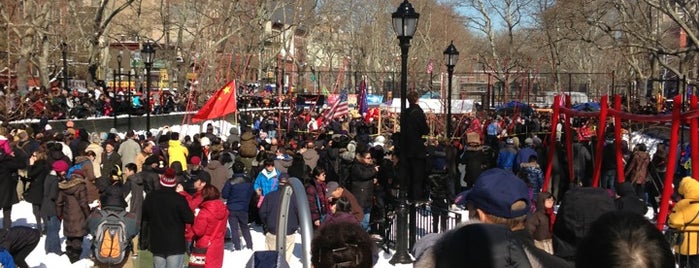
top-left (192, 80), bottom-right (237, 122)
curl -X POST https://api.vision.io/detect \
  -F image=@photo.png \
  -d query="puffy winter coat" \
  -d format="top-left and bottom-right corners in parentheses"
top-left (669, 177), bottom-right (699, 255)
top-left (625, 151), bottom-right (650, 185)
top-left (348, 161), bottom-right (376, 209)
top-left (192, 200), bottom-right (229, 268)
top-left (205, 160), bottom-right (229, 191)
top-left (168, 140), bottom-right (189, 171)
top-left (239, 131), bottom-right (258, 158)
top-left (56, 178), bottom-right (91, 237)
top-left (221, 175), bottom-right (254, 212)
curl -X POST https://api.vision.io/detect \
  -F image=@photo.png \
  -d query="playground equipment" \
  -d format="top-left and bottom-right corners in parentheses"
top-left (543, 94), bottom-right (699, 230)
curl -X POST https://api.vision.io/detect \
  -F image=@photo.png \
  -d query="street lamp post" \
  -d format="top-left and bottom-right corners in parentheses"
top-left (444, 41), bottom-right (459, 138)
top-left (142, 42), bottom-right (156, 133)
top-left (114, 50), bottom-right (122, 129)
top-left (61, 43), bottom-right (69, 91)
top-left (390, 0), bottom-right (419, 265)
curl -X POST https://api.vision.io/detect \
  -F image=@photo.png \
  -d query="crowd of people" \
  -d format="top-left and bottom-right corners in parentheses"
top-left (0, 84), bottom-right (695, 268)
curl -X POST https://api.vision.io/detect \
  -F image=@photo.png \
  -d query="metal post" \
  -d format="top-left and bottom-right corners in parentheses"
top-left (146, 64), bottom-right (152, 132)
top-left (447, 65), bottom-right (454, 137)
top-left (128, 68), bottom-right (132, 130)
top-left (391, 35), bottom-right (412, 265)
top-left (62, 43), bottom-right (69, 91)
top-left (115, 52), bottom-right (122, 129)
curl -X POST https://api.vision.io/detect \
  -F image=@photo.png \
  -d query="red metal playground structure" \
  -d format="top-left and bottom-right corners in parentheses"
top-left (542, 94), bottom-right (699, 230)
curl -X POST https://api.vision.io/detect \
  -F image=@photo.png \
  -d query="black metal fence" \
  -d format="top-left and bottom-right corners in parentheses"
top-left (382, 204), bottom-right (464, 251)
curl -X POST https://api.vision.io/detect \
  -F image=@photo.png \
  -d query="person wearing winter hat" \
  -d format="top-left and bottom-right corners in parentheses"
top-left (41, 160), bottom-right (69, 255)
top-left (142, 167), bottom-right (194, 268)
top-left (56, 160), bottom-right (91, 263)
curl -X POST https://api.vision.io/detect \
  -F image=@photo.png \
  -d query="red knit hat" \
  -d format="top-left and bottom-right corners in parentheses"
top-left (190, 156), bottom-right (201, 166)
top-left (52, 160), bottom-right (70, 173)
top-left (160, 168), bottom-right (177, 187)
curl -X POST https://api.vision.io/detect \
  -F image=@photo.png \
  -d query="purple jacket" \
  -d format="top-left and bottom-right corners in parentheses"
top-left (321, 212), bottom-right (359, 228)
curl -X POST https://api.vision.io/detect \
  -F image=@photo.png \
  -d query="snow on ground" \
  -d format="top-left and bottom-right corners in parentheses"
top-left (5, 201), bottom-right (410, 268)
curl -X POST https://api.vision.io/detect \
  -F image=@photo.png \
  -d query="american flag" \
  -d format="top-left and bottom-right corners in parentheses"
top-left (324, 90), bottom-right (349, 120)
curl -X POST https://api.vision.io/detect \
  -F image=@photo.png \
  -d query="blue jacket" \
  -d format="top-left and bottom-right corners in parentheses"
top-left (254, 168), bottom-right (280, 196)
top-left (497, 145), bottom-right (518, 171)
top-left (514, 147), bottom-right (537, 173)
top-left (221, 174), bottom-right (254, 212)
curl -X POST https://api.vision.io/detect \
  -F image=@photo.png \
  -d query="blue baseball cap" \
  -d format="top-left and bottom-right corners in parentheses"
top-left (465, 168), bottom-right (530, 218)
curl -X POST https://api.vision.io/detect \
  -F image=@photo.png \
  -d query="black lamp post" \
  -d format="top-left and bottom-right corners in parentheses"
top-left (142, 42), bottom-right (156, 132)
top-left (61, 43), bottom-right (69, 91)
top-left (390, 0), bottom-right (419, 265)
top-left (114, 50), bottom-right (122, 129)
top-left (444, 41), bottom-right (459, 137)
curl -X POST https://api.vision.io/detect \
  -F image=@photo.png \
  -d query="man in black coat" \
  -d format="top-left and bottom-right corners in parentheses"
top-left (142, 169), bottom-right (194, 268)
top-left (399, 91), bottom-right (430, 202)
top-left (0, 148), bottom-right (28, 231)
top-left (259, 175), bottom-right (299, 263)
top-left (0, 226), bottom-right (40, 268)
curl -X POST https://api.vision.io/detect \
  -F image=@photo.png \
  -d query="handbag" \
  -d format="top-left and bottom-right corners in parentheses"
top-left (188, 246), bottom-right (208, 268)
top-left (188, 207), bottom-right (226, 267)
top-left (666, 209), bottom-right (699, 247)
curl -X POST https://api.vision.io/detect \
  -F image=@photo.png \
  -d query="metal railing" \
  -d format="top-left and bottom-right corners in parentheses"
top-left (384, 204), bottom-right (463, 250)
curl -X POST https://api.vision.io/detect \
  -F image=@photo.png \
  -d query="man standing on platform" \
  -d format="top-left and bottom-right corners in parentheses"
top-left (400, 90), bottom-right (430, 202)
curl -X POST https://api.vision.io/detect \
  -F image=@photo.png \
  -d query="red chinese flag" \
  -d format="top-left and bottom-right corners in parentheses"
top-left (192, 80), bottom-right (237, 122)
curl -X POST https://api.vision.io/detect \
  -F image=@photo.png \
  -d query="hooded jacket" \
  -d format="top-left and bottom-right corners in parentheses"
top-left (85, 142), bottom-right (104, 178)
top-left (615, 182), bottom-right (648, 216)
top-left (25, 159), bottom-right (49, 205)
top-left (74, 155), bottom-right (99, 203)
top-left (192, 199), bottom-right (229, 268)
top-left (669, 177), bottom-right (699, 255)
top-left (205, 160), bottom-right (229, 191)
top-left (168, 140), bottom-right (189, 171)
top-left (526, 192), bottom-right (554, 241)
top-left (56, 177), bottom-right (91, 237)
top-left (239, 131), bottom-right (258, 158)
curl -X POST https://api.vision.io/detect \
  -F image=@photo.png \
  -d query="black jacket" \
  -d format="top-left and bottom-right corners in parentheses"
top-left (0, 152), bottom-right (27, 208)
top-left (25, 159), bottom-right (50, 205)
top-left (259, 187), bottom-right (299, 236)
top-left (400, 104), bottom-right (429, 159)
top-left (349, 161), bottom-right (376, 209)
top-left (615, 182), bottom-right (648, 216)
top-left (460, 146), bottom-right (487, 186)
top-left (142, 187), bottom-right (194, 255)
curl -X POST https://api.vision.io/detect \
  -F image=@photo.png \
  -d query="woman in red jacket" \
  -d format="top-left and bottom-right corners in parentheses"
top-left (191, 184), bottom-right (229, 268)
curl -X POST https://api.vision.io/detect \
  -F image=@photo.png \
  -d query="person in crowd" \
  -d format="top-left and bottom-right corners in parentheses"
top-left (86, 183), bottom-right (139, 268)
top-left (142, 166), bottom-right (194, 268)
top-left (259, 175), bottom-right (299, 263)
top-left (140, 155), bottom-right (162, 194)
top-left (75, 150), bottom-right (99, 207)
top-left (56, 169), bottom-right (91, 263)
top-left (41, 160), bottom-right (68, 255)
top-left (86, 133), bottom-right (104, 178)
top-left (514, 138), bottom-right (538, 174)
top-left (576, 210), bottom-right (674, 268)
top-left (122, 163), bottom-right (144, 253)
top-left (572, 135), bottom-right (592, 186)
top-left (25, 147), bottom-right (49, 235)
top-left (118, 130), bottom-right (141, 171)
top-left (669, 176), bottom-right (699, 268)
top-left (311, 222), bottom-right (376, 268)
top-left (519, 155), bottom-right (544, 201)
top-left (177, 169), bottom-right (209, 248)
top-left (625, 143), bottom-right (651, 199)
top-left (221, 161), bottom-right (254, 251)
top-left (459, 132), bottom-right (487, 190)
top-left (191, 184), bottom-right (228, 268)
top-left (254, 159), bottom-right (281, 200)
top-left (526, 191), bottom-right (555, 254)
top-left (168, 132), bottom-right (189, 171)
top-left (0, 226), bottom-right (40, 268)
top-left (496, 138), bottom-right (517, 172)
top-left (0, 145), bottom-right (28, 231)
top-left (273, 148), bottom-right (293, 175)
top-left (348, 149), bottom-right (377, 231)
top-left (414, 222), bottom-right (530, 268)
top-left (553, 187), bottom-right (615, 263)
top-left (69, 128), bottom-right (90, 163)
top-left (135, 140), bottom-right (154, 172)
top-left (101, 141), bottom-right (122, 180)
top-left (306, 167), bottom-right (330, 229)
top-left (238, 130), bottom-right (258, 175)
top-left (321, 197), bottom-right (359, 228)
top-left (465, 168), bottom-right (571, 267)
top-left (399, 90), bottom-right (430, 202)
top-left (301, 141), bottom-right (319, 170)
top-left (615, 181), bottom-right (648, 216)
top-left (326, 182), bottom-right (363, 223)
top-left (205, 152), bottom-right (229, 191)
